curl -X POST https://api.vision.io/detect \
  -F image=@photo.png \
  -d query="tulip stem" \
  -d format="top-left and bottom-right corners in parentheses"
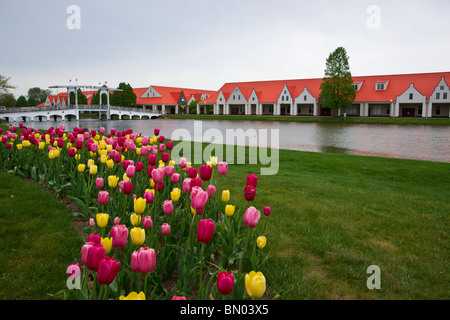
top-left (200, 243), bottom-right (205, 286)
top-left (239, 228), bottom-right (252, 274)
top-left (144, 273), bottom-right (148, 297)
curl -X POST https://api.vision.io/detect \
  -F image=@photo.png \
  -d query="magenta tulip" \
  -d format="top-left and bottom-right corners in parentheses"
top-left (161, 223), bottom-right (170, 236)
top-left (217, 271), bottom-right (234, 295)
top-left (154, 128), bottom-right (160, 136)
top-left (135, 161), bottom-right (144, 172)
top-left (196, 219), bottom-right (215, 243)
top-left (151, 167), bottom-right (165, 184)
top-left (111, 225), bottom-right (128, 248)
top-left (217, 161), bottom-right (228, 175)
top-left (68, 148), bottom-right (76, 157)
top-left (182, 178), bottom-right (192, 193)
top-left (161, 152), bottom-right (170, 163)
top-left (87, 233), bottom-right (101, 245)
top-left (81, 242), bottom-right (106, 271)
top-left (190, 187), bottom-right (208, 211)
top-left (113, 153), bottom-right (122, 163)
top-left (148, 154), bottom-right (157, 166)
top-left (98, 191), bottom-right (109, 206)
top-left (172, 173), bottom-right (180, 184)
top-left (263, 206), bottom-right (271, 216)
top-left (97, 257), bottom-right (120, 285)
top-left (199, 164), bottom-right (212, 181)
top-left (188, 167), bottom-right (198, 179)
top-left (142, 216), bottom-right (153, 229)
top-left (244, 184), bottom-right (256, 201)
top-left (131, 247), bottom-right (156, 274)
top-left (143, 190), bottom-right (154, 204)
top-left (159, 135), bottom-right (165, 143)
top-left (190, 177), bottom-right (202, 189)
top-left (96, 177), bottom-right (104, 189)
top-left (122, 181), bottom-right (133, 195)
top-left (163, 200), bottom-right (173, 215)
top-left (167, 141), bottom-right (174, 149)
top-left (246, 174), bottom-right (258, 187)
top-left (244, 206), bottom-right (261, 228)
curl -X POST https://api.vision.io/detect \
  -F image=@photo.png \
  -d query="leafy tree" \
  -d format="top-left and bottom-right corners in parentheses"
top-left (16, 95), bottom-right (28, 107)
top-left (0, 93), bottom-right (16, 107)
top-left (27, 96), bottom-right (38, 106)
top-left (91, 86), bottom-right (108, 105)
top-left (319, 46), bottom-right (356, 114)
top-left (111, 82), bottom-right (137, 107)
top-left (27, 87), bottom-right (52, 104)
top-left (0, 74), bottom-right (15, 96)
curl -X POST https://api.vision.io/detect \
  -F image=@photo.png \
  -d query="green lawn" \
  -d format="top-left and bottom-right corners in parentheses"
top-left (161, 114), bottom-right (450, 125)
top-left (0, 136), bottom-right (448, 299)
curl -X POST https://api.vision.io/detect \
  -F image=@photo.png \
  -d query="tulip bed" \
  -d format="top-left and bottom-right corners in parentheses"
top-left (0, 124), bottom-right (270, 300)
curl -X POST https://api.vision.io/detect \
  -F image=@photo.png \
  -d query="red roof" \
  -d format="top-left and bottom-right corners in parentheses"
top-left (134, 86), bottom-right (216, 106)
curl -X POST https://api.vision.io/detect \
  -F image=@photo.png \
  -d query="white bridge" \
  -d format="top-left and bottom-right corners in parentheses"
top-left (0, 105), bottom-right (161, 122)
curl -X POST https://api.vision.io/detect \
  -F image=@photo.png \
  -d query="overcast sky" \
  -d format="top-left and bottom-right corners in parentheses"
top-left (1, 0), bottom-right (449, 98)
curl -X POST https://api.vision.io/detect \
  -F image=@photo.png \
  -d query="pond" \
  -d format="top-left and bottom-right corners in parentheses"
top-left (24, 118), bottom-right (450, 163)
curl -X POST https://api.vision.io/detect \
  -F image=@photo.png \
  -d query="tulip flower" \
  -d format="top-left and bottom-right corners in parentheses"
top-left (106, 159), bottom-right (114, 169)
top-left (68, 148), bottom-right (76, 157)
top-left (81, 242), bottom-right (106, 271)
top-left (161, 223), bottom-right (170, 236)
top-left (89, 218), bottom-right (96, 227)
top-left (97, 191), bottom-right (109, 206)
top-left (101, 237), bottom-right (112, 254)
top-left (225, 204), bottom-right (235, 217)
top-left (199, 164), bottom-right (212, 181)
top-left (256, 236), bottom-right (267, 249)
top-left (188, 167), bottom-right (198, 179)
top-left (182, 178), bottom-right (192, 193)
top-left (210, 156), bottom-right (218, 167)
top-left (113, 153), bottom-right (122, 163)
top-left (108, 175), bottom-right (119, 188)
top-left (90, 164), bottom-right (98, 175)
top-left (222, 190), bottom-right (230, 203)
top-left (142, 216), bottom-right (153, 229)
top-left (217, 161), bottom-right (228, 175)
top-left (196, 219), bottom-right (215, 244)
top-left (122, 181), bottom-right (133, 195)
top-left (96, 213), bottom-right (109, 229)
top-left (130, 227), bottom-right (145, 246)
top-left (263, 206), bottom-right (271, 216)
top-left (170, 188), bottom-right (181, 202)
top-left (179, 157), bottom-right (187, 168)
top-left (134, 197), bottom-right (146, 215)
top-left (151, 167), bottom-right (165, 184)
top-left (120, 292), bottom-right (146, 300)
top-left (161, 152), bottom-right (170, 163)
top-left (217, 271), bottom-right (234, 295)
top-left (114, 217), bottom-right (121, 225)
top-left (111, 225), bottom-right (128, 248)
top-left (135, 161), bottom-right (144, 172)
top-left (96, 177), bottom-right (104, 189)
top-left (97, 257), bottom-right (120, 285)
top-left (191, 187), bottom-right (208, 212)
top-left (172, 296), bottom-right (187, 300)
top-left (171, 173), bottom-right (180, 184)
top-left (126, 165), bottom-right (136, 178)
top-left (131, 247), bottom-right (156, 274)
top-left (130, 213), bottom-right (141, 226)
top-left (244, 206), bottom-right (260, 228)
top-left (190, 177), bottom-right (202, 189)
top-left (154, 128), bottom-right (160, 136)
top-left (87, 233), bottom-right (101, 245)
top-left (206, 185), bottom-right (216, 198)
top-left (245, 271), bottom-right (266, 299)
top-left (244, 184), bottom-right (256, 201)
top-left (164, 165), bottom-right (174, 177)
top-left (246, 174), bottom-right (258, 187)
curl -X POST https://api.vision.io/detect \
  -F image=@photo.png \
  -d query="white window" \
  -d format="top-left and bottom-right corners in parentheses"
top-left (436, 92), bottom-right (440, 99)
top-left (376, 83), bottom-right (385, 90)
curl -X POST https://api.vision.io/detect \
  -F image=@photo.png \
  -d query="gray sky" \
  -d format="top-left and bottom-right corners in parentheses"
top-left (1, 0), bottom-right (449, 98)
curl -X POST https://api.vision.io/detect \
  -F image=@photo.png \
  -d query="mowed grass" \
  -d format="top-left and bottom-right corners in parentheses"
top-left (0, 138), bottom-right (448, 299)
top-left (0, 172), bottom-right (84, 300)
top-left (195, 143), bottom-right (450, 299)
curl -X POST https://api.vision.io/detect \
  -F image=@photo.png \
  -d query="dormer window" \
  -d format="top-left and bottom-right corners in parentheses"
top-left (353, 82), bottom-right (363, 91)
top-left (376, 82), bottom-right (386, 91)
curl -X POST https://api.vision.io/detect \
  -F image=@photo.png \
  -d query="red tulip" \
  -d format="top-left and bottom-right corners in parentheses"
top-left (246, 174), bottom-right (258, 187)
top-left (122, 181), bottom-right (133, 195)
top-left (199, 164), bottom-right (212, 181)
top-left (113, 153), bottom-right (122, 163)
top-left (159, 135), bottom-right (165, 143)
top-left (68, 148), bottom-right (76, 157)
top-left (196, 219), bottom-right (215, 243)
top-left (217, 271), bottom-right (234, 295)
top-left (244, 184), bottom-right (256, 201)
top-left (190, 177), bottom-right (202, 189)
top-left (147, 154), bottom-right (157, 165)
top-left (135, 161), bottom-right (144, 172)
top-left (189, 167), bottom-right (198, 179)
top-left (97, 257), bottom-right (120, 285)
top-left (131, 247), bottom-right (156, 274)
top-left (75, 140), bottom-right (83, 150)
top-left (167, 141), bottom-right (174, 149)
top-left (146, 165), bottom-right (155, 178)
top-left (154, 128), bottom-right (160, 136)
top-left (161, 152), bottom-right (170, 163)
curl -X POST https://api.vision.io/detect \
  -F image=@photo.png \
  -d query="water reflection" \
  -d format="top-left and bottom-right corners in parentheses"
top-left (21, 118), bottom-right (450, 163)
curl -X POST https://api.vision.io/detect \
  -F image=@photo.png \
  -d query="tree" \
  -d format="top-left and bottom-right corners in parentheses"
top-left (27, 96), bottom-right (38, 106)
top-left (111, 82), bottom-right (137, 107)
top-left (91, 86), bottom-right (108, 105)
top-left (0, 93), bottom-right (16, 107)
top-left (319, 46), bottom-right (356, 115)
top-left (0, 74), bottom-right (16, 96)
top-left (27, 87), bottom-right (52, 105)
top-left (15, 95), bottom-right (28, 107)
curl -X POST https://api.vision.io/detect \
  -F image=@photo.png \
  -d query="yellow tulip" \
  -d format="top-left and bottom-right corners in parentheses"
top-left (123, 172), bottom-right (131, 182)
top-left (210, 156), bottom-right (218, 167)
top-left (100, 155), bottom-right (108, 164)
top-left (136, 148), bottom-right (141, 155)
top-left (169, 160), bottom-right (175, 167)
top-left (78, 164), bottom-right (86, 173)
top-left (245, 271), bottom-right (266, 299)
top-left (96, 213), bottom-right (109, 228)
top-left (94, 134), bottom-right (100, 141)
top-left (190, 206), bottom-right (196, 215)
top-left (119, 291), bottom-right (146, 300)
top-left (130, 227), bottom-right (145, 246)
top-left (222, 190), bottom-right (230, 203)
top-left (38, 142), bottom-right (45, 150)
top-left (225, 205), bottom-right (235, 217)
top-left (22, 140), bottom-right (31, 148)
top-left (149, 179), bottom-right (155, 188)
top-left (66, 142), bottom-right (72, 149)
top-left (170, 188), bottom-right (181, 202)
top-left (75, 154), bottom-right (80, 160)
top-left (87, 159), bottom-right (94, 168)
top-left (130, 213), bottom-right (141, 226)
top-left (16, 144), bottom-right (23, 150)
top-left (101, 237), bottom-right (112, 254)
top-left (106, 159), bottom-right (114, 169)
top-left (134, 197), bottom-right (146, 215)
top-left (99, 149), bottom-right (107, 157)
top-left (256, 236), bottom-right (267, 249)
top-left (90, 164), bottom-right (98, 175)
top-left (48, 150), bottom-right (56, 159)
top-left (53, 140), bottom-right (58, 147)
top-left (108, 175), bottom-right (119, 188)
top-left (106, 144), bottom-right (112, 152)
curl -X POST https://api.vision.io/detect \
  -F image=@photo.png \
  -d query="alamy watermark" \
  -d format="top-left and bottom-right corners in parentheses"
top-left (170, 121), bottom-right (279, 176)
top-left (66, 5), bottom-right (81, 30)
top-left (366, 5), bottom-right (381, 30)
top-left (366, 265), bottom-right (381, 289)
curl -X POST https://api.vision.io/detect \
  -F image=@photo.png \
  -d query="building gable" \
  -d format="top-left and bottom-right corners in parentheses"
top-left (430, 76), bottom-right (450, 102)
top-left (227, 85), bottom-right (248, 104)
top-left (397, 83), bottom-right (426, 103)
top-left (141, 86), bottom-right (162, 98)
top-left (295, 87), bottom-right (316, 104)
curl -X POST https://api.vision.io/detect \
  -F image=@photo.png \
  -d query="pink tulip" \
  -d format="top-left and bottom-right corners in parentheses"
top-left (81, 242), bottom-right (106, 271)
top-left (142, 136), bottom-right (150, 145)
top-left (217, 271), bottom-right (234, 295)
top-left (263, 206), bottom-right (271, 216)
top-left (151, 167), bottom-right (165, 184)
top-left (244, 206), bottom-right (260, 228)
top-left (114, 217), bottom-right (121, 225)
top-left (190, 187), bottom-right (208, 211)
top-left (89, 218), bottom-right (96, 227)
top-left (206, 185), bottom-right (216, 198)
top-left (131, 247), bottom-right (156, 274)
top-left (96, 177), bottom-right (104, 189)
top-left (98, 190), bottom-right (109, 206)
top-left (218, 162), bottom-right (228, 175)
top-left (143, 190), bottom-right (154, 204)
top-left (179, 157), bottom-right (187, 168)
top-left (163, 200), bottom-right (173, 215)
top-left (159, 144), bottom-right (165, 152)
top-left (164, 165), bottom-right (174, 177)
top-left (99, 127), bottom-right (105, 134)
top-left (126, 165), bottom-right (136, 178)
top-left (172, 296), bottom-right (186, 300)
top-left (182, 178), bottom-right (192, 193)
top-left (196, 219), bottom-right (215, 243)
top-left (142, 216), bottom-right (153, 229)
top-left (161, 223), bottom-right (170, 236)
top-left (171, 173), bottom-right (180, 184)
top-left (97, 257), bottom-right (120, 285)
top-left (91, 143), bottom-right (98, 153)
top-left (246, 174), bottom-right (258, 187)
top-left (111, 225), bottom-right (128, 248)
